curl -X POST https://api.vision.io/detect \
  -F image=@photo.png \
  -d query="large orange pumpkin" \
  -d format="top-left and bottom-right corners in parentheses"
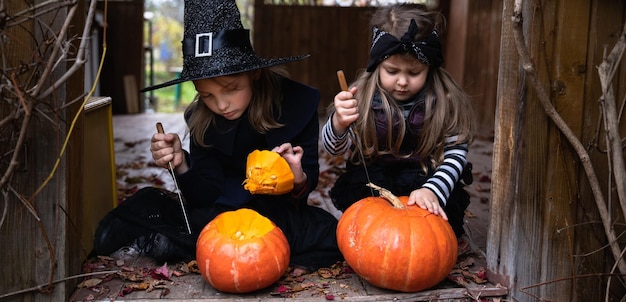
top-left (243, 150), bottom-right (294, 195)
top-left (336, 183), bottom-right (458, 292)
top-left (196, 208), bottom-right (290, 293)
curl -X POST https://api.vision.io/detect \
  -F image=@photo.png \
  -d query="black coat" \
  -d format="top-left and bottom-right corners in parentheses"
top-left (177, 76), bottom-right (320, 213)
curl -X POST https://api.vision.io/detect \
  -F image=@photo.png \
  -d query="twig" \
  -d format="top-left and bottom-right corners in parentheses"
top-left (11, 74), bottom-right (30, 115)
top-left (519, 273), bottom-right (626, 301)
top-left (0, 104), bottom-right (19, 129)
top-left (0, 190), bottom-right (7, 231)
top-left (54, 0), bottom-right (98, 98)
top-left (597, 22), bottom-right (626, 221)
top-left (605, 245), bottom-right (626, 301)
top-left (573, 230), bottom-right (625, 257)
top-left (0, 270), bottom-right (120, 300)
top-left (5, 0), bottom-right (76, 28)
top-left (33, 1), bottom-right (78, 98)
top-left (0, 78), bottom-right (34, 194)
top-left (8, 185), bottom-right (40, 221)
top-left (29, 0), bottom-right (99, 202)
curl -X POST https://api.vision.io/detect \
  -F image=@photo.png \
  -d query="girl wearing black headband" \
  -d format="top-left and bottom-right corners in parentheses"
top-left (322, 3), bottom-right (474, 238)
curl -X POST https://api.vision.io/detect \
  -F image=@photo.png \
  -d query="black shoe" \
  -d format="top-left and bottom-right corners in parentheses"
top-left (93, 187), bottom-right (174, 256)
top-left (136, 233), bottom-right (169, 263)
top-left (134, 233), bottom-right (194, 264)
top-left (93, 214), bottom-right (148, 256)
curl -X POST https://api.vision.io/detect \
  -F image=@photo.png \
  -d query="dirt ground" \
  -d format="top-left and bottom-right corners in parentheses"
top-left (111, 112), bottom-right (494, 253)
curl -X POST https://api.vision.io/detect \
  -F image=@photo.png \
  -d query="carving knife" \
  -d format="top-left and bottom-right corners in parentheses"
top-left (156, 122), bottom-right (192, 234)
top-left (336, 70), bottom-right (374, 195)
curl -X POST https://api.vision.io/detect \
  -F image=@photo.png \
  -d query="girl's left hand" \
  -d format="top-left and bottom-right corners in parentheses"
top-left (407, 188), bottom-right (448, 220)
top-left (272, 143), bottom-right (306, 186)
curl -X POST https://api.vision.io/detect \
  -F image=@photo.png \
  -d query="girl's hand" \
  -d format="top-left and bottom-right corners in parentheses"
top-left (332, 86), bottom-right (359, 135)
top-left (150, 132), bottom-right (189, 174)
top-left (272, 143), bottom-right (307, 188)
top-left (407, 188), bottom-right (448, 220)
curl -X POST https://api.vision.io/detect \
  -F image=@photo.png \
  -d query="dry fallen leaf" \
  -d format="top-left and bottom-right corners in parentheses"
top-left (124, 282), bottom-right (149, 291)
top-left (458, 257), bottom-right (475, 270)
top-left (461, 269), bottom-right (487, 284)
top-left (118, 271), bottom-right (145, 282)
top-left (146, 279), bottom-right (168, 292)
top-left (187, 260), bottom-right (200, 273)
top-left (150, 263), bottom-right (172, 280)
top-left (77, 278), bottom-right (102, 288)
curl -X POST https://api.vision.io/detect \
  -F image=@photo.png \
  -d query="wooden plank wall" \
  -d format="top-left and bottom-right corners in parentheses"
top-left (489, 0), bottom-right (626, 301)
top-left (253, 2), bottom-right (377, 115)
top-left (97, 0), bottom-right (145, 114)
top-left (253, 0), bottom-right (500, 134)
top-left (445, 0), bottom-right (502, 136)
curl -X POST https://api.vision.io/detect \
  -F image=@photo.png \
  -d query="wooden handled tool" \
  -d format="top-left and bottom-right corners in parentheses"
top-left (337, 70), bottom-right (349, 91)
top-left (156, 122), bottom-right (192, 234)
top-left (336, 70), bottom-right (374, 196)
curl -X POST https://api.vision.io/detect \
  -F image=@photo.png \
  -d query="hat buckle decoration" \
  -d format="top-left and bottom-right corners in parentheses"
top-left (194, 33), bottom-right (213, 58)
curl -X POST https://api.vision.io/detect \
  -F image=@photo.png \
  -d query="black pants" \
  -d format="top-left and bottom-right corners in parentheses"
top-left (330, 161), bottom-right (471, 237)
top-left (94, 187), bottom-right (343, 270)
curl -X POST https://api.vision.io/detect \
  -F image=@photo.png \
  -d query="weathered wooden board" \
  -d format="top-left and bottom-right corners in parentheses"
top-left (70, 245), bottom-right (507, 301)
top-left (489, 0), bottom-right (626, 300)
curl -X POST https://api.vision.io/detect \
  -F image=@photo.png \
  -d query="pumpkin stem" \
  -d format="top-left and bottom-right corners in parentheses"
top-left (366, 182), bottom-right (404, 209)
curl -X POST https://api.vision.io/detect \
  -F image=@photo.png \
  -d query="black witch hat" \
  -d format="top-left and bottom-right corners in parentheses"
top-left (141, 0), bottom-right (308, 92)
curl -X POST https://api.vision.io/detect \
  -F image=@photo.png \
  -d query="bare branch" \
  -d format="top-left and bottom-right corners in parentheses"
top-left (0, 189), bottom-right (7, 230)
top-left (0, 76), bottom-right (33, 191)
top-left (39, 0), bottom-right (97, 99)
top-left (32, 1), bottom-right (78, 98)
top-left (29, 0), bottom-right (100, 202)
top-left (5, 0), bottom-right (76, 28)
top-left (0, 270), bottom-right (120, 300)
top-left (597, 24), bottom-right (626, 220)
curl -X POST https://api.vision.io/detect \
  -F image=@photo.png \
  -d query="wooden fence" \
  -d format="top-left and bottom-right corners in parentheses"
top-left (252, 0), bottom-right (501, 135)
top-left (253, 2), bottom-right (376, 116)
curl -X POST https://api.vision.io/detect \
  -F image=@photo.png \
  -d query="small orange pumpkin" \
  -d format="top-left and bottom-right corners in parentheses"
top-left (336, 183), bottom-right (458, 292)
top-left (243, 150), bottom-right (294, 195)
top-left (196, 208), bottom-right (290, 293)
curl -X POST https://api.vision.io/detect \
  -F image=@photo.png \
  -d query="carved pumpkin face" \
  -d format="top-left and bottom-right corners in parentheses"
top-left (336, 183), bottom-right (458, 292)
top-left (243, 150), bottom-right (294, 195)
top-left (196, 208), bottom-right (290, 293)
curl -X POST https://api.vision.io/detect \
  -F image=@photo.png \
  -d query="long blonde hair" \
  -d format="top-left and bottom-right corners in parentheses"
top-left (339, 4), bottom-right (474, 169)
top-left (185, 66), bottom-right (289, 147)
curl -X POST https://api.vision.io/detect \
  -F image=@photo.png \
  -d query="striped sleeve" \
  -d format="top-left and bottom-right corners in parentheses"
top-left (321, 114), bottom-right (352, 156)
top-left (422, 135), bottom-right (468, 205)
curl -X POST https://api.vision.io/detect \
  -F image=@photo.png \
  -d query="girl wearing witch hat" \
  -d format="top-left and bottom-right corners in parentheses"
top-left (93, 0), bottom-right (342, 271)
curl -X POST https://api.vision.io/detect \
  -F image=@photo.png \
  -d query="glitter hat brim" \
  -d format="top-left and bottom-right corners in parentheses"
top-left (141, 54), bottom-right (309, 92)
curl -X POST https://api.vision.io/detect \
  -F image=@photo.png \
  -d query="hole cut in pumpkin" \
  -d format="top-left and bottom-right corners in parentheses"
top-left (243, 150), bottom-right (294, 195)
top-left (212, 208), bottom-right (276, 240)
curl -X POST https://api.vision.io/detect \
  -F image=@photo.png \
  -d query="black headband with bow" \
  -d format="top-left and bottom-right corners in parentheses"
top-left (366, 19), bottom-right (443, 72)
